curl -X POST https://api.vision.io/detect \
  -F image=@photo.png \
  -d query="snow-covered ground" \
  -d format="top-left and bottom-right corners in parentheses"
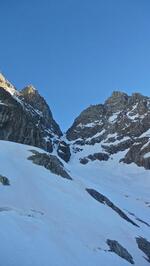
top-left (0, 140), bottom-right (149, 266)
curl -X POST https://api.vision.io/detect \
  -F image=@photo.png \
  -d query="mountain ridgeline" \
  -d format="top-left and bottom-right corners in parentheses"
top-left (0, 73), bottom-right (150, 169)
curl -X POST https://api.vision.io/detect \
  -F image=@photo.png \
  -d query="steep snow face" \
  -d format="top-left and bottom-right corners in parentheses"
top-left (0, 140), bottom-right (150, 266)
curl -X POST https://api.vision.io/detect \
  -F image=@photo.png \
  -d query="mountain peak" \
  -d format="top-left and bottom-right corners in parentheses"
top-left (0, 72), bottom-right (16, 95)
top-left (110, 90), bottom-right (128, 97)
top-left (104, 90), bottom-right (129, 112)
top-left (21, 85), bottom-right (38, 95)
top-left (20, 85), bottom-right (62, 137)
top-left (131, 92), bottom-right (147, 101)
top-left (105, 90), bottom-right (128, 102)
top-left (20, 85), bottom-right (51, 115)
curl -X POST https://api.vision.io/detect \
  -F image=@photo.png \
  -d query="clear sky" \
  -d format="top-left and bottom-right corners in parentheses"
top-left (0, 0), bottom-right (150, 131)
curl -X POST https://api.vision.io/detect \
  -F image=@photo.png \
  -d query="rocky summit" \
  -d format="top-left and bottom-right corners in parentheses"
top-left (67, 91), bottom-right (150, 169)
top-left (0, 73), bottom-right (150, 266)
top-left (0, 73), bottom-right (65, 156)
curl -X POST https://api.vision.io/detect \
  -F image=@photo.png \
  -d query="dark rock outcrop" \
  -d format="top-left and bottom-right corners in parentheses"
top-left (86, 188), bottom-right (139, 227)
top-left (57, 141), bottom-right (71, 162)
top-left (80, 152), bottom-right (109, 164)
top-left (28, 150), bottom-right (72, 179)
top-left (136, 237), bottom-right (150, 263)
top-left (122, 140), bottom-right (150, 169)
top-left (0, 175), bottom-right (10, 185)
top-left (106, 239), bottom-right (134, 264)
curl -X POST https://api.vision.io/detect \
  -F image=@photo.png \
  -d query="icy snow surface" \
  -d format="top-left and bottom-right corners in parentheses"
top-left (0, 140), bottom-right (149, 266)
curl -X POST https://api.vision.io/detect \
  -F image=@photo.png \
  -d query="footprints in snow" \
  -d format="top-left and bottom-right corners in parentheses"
top-left (0, 207), bottom-right (44, 219)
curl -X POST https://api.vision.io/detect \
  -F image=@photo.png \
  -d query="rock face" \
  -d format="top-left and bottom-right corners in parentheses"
top-left (57, 141), bottom-right (71, 162)
top-left (0, 74), bottom-right (67, 158)
top-left (20, 86), bottom-right (62, 137)
top-left (67, 91), bottom-right (150, 169)
top-left (0, 73), bottom-right (150, 169)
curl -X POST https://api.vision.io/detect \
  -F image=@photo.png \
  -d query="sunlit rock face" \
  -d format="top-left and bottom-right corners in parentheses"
top-left (0, 73), bottom-right (17, 95)
top-left (20, 85), bottom-right (62, 137)
top-left (0, 74), bottom-right (63, 154)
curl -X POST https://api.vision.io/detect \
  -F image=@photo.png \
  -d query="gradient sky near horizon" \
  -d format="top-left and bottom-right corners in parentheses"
top-left (0, 0), bottom-right (150, 130)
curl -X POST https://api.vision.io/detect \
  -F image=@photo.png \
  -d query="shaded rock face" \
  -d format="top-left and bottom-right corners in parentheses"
top-left (67, 91), bottom-right (150, 169)
top-left (57, 141), bottom-right (71, 162)
top-left (0, 77), bottom-right (70, 160)
top-left (67, 104), bottom-right (106, 140)
top-left (20, 86), bottom-right (62, 137)
top-left (0, 75), bottom-right (72, 162)
top-left (136, 237), bottom-right (150, 263)
top-left (0, 87), bottom-right (53, 152)
top-left (121, 140), bottom-right (150, 169)
top-left (106, 239), bottom-right (134, 264)
top-left (80, 152), bottom-right (109, 164)
top-left (28, 150), bottom-right (72, 180)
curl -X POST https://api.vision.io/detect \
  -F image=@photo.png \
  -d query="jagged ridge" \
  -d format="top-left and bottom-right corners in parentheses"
top-left (0, 73), bottom-right (150, 169)
top-left (67, 91), bottom-right (150, 169)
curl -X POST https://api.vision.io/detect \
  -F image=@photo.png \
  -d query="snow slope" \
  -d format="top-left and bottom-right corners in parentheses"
top-left (0, 140), bottom-right (150, 266)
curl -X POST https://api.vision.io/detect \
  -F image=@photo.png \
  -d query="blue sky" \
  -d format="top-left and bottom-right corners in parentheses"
top-left (0, 0), bottom-right (150, 130)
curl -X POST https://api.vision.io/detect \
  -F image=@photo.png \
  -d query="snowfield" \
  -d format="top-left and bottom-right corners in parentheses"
top-left (0, 140), bottom-right (150, 266)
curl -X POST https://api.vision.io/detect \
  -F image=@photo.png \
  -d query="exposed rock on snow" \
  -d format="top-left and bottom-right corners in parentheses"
top-left (136, 237), bottom-right (150, 263)
top-left (28, 150), bottom-right (72, 179)
top-left (86, 188), bottom-right (139, 227)
top-left (0, 74), bottom-right (150, 266)
top-left (106, 239), bottom-right (134, 264)
top-left (57, 140), bottom-right (71, 162)
top-left (0, 175), bottom-right (10, 185)
top-left (80, 152), bottom-right (109, 164)
top-left (0, 140), bottom-right (149, 266)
